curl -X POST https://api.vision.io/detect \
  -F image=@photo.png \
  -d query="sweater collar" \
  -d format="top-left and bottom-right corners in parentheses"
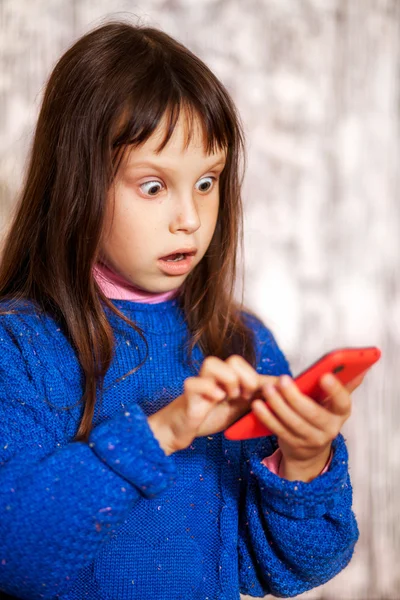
top-left (93, 262), bottom-right (187, 333)
top-left (93, 262), bottom-right (179, 304)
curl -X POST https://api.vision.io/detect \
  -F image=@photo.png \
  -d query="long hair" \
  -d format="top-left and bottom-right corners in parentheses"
top-left (0, 21), bottom-right (259, 441)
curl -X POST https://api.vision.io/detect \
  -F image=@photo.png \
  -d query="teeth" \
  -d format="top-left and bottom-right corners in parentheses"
top-left (166, 253), bottom-right (185, 262)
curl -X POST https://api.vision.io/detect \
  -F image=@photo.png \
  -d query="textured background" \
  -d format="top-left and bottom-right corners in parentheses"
top-left (0, 1), bottom-right (399, 599)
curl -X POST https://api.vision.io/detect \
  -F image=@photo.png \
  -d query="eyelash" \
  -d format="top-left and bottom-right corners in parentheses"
top-left (139, 176), bottom-right (217, 198)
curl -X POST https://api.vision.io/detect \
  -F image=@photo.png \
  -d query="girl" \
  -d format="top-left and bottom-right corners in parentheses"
top-left (0, 21), bottom-right (361, 600)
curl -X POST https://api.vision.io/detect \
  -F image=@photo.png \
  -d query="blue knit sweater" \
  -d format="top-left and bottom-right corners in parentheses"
top-left (0, 297), bottom-right (359, 599)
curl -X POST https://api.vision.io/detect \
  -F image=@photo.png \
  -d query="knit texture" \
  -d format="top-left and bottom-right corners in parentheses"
top-left (0, 297), bottom-right (359, 599)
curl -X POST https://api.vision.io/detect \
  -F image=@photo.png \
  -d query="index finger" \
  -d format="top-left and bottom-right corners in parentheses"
top-left (257, 374), bottom-right (280, 387)
top-left (225, 357), bottom-right (279, 400)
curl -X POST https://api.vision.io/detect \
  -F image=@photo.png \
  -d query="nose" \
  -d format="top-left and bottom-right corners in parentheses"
top-left (169, 192), bottom-right (201, 234)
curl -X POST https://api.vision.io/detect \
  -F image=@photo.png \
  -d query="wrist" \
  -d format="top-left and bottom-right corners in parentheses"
top-left (147, 412), bottom-right (176, 456)
top-left (279, 444), bottom-right (332, 482)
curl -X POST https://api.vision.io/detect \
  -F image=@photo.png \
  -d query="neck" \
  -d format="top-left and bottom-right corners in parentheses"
top-left (93, 262), bottom-right (179, 303)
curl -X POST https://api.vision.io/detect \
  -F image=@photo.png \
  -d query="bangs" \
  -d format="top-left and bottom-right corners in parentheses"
top-left (108, 29), bottom-right (243, 177)
top-left (111, 88), bottom-right (234, 163)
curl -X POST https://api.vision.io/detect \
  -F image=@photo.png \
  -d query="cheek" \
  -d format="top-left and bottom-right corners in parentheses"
top-left (200, 197), bottom-right (219, 233)
top-left (102, 190), bottom-right (136, 255)
top-left (103, 197), bottom-right (163, 261)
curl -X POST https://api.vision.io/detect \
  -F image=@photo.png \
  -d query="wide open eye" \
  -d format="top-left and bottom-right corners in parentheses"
top-left (140, 181), bottom-right (163, 196)
top-left (195, 176), bottom-right (215, 193)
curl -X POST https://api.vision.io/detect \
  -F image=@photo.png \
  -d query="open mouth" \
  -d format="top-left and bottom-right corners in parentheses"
top-left (159, 250), bottom-right (196, 262)
top-left (157, 251), bottom-right (196, 275)
top-left (161, 253), bottom-right (187, 262)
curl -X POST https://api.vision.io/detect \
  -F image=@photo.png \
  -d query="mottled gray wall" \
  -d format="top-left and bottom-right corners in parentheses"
top-left (1, 1), bottom-right (399, 599)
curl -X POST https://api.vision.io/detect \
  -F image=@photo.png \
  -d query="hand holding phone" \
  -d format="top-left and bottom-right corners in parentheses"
top-left (224, 346), bottom-right (381, 441)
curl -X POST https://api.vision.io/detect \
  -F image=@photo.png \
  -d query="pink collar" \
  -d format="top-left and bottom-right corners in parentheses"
top-left (93, 262), bottom-right (179, 303)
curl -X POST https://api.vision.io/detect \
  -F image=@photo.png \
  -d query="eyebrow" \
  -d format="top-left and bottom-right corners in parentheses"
top-left (125, 158), bottom-right (227, 173)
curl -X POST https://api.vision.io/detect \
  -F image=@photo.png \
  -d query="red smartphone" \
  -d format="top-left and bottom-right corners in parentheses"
top-left (224, 346), bottom-right (381, 441)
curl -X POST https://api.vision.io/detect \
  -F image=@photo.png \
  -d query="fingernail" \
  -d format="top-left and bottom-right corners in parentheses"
top-left (280, 375), bottom-right (292, 387)
top-left (264, 384), bottom-right (276, 395)
top-left (323, 374), bottom-right (335, 387)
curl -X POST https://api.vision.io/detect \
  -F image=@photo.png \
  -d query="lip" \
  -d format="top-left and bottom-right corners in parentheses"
top-left (157, 253), bottom-right (195, 276)
top-left (159, 247), bottom-right (198, 259)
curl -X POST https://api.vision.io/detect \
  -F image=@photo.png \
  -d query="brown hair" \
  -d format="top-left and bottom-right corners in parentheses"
top-left (0, 21), bottom-right (259, 441)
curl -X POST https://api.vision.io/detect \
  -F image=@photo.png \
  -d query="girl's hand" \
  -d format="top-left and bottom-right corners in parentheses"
top-left (148, 355), bottom-right (277, 455)
top-left (251, 372), bottom-right (365, 475)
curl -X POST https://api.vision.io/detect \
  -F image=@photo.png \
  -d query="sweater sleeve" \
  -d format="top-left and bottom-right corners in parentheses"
top-left (0, 323), bottom-right (177, 599)
top-left (237, 319), bottom-right (359, 597)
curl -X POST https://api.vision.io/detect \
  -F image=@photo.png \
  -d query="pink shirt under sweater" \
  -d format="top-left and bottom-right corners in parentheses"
top-left (93, 262), bottom-right (331, 478)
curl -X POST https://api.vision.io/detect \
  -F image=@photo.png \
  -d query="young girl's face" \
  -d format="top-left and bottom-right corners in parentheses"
top-left (101, 111), bottom-right (227, 293)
